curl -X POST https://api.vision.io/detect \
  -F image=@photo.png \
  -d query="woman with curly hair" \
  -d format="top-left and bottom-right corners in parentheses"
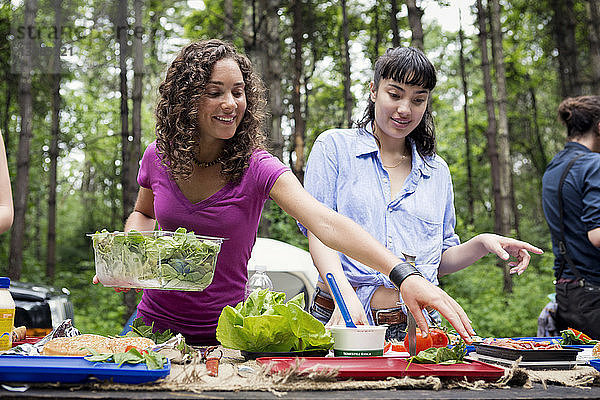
top-left (112, 39), bottom-right (482, 345)
top-left (300, 46), bottom-right (543, 340)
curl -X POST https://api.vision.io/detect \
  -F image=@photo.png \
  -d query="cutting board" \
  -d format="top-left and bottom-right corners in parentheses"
top-left (257, 356), bottom-right (505, 381)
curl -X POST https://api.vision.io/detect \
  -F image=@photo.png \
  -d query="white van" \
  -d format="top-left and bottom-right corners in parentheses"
top-left (247, 237), bottom-right (318, 310)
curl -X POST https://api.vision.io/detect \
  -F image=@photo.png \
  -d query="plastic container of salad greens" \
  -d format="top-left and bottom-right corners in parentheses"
top-left (90, 228), bottom-right (223, 291)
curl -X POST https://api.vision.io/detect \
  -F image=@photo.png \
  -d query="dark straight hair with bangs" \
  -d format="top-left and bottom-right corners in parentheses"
top-left (357, 46), bottom-right (437, 158)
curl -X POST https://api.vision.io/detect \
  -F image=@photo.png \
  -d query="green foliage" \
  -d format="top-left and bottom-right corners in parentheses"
top-left (126, 317), bottom-right (174, 344)
top-left (440, 250), bottom-right (556, 338)
top-left (0, 0), bottom-right (592, 341)
top-left (53, 261), bottom-right (137, 336)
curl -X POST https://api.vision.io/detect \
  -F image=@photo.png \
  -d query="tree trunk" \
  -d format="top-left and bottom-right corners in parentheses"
top-left (510, 173), bottom-right (521, 239)
top-left (341, 0), bottom-right (353, 128)
top-left (81, 160), bottom-right (94, 234)
top-left (262, 0), bottom-right (283, 160)
top-left (528, 80), bottom-right (547, 176)
top-left (406, 0), bottom-right (424, 51)
top-left (223, 0), bottom-right (234, 42)
top-left (550, 0), bottom-right (580, 97)
top-left (2, 82), bottom-right (11, 156)
top-left (248, 0), bottom-right (282, 238)
top-left (117, 0), bottom-right (130, 226)
top-left (588, 0), bottom-right (600, 93)
top-left (242, 0), bottom-right (256, 54)
top-left (242, 0), bottom-right (264, 74)
top-left (34, 190), bottom-right (41, 261)
top-left (148, 1), bottom-right (160, 75)
top-left (9, 0), bottom-right (38, 281)
top-left (490, 0), bottom-right (513, 292)
top-left (390, 0), bottom-right (400, 48)
top-left (371, 3), bottom-right (381, 65)
top-left (291, 0), bottom-right (305, 183)
top-left (458, 17), bottom-right (474, 224)
top-left (122, 0), bottom-right (144, 324)
top-left (476, 0), bottom-right (504, 280)
top-left (47, 0), bottom-right (62, 281)
top-left (131, 0), bottom-right (143, 218)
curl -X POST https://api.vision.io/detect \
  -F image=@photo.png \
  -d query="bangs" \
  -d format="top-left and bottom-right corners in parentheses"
top-left (376, 47), bottom-right (436, 90)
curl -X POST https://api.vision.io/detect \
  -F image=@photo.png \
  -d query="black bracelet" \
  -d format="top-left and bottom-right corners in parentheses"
top-left (389, 262), bottom-right (423, 289)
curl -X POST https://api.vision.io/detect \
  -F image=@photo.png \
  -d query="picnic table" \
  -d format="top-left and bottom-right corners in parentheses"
top-left (1, 347), bottom-right (599, 399)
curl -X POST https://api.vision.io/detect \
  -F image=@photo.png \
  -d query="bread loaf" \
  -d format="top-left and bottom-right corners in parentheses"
top-left (42, 334), bottom-right (113, 356)
top-left (593, 342), bottom-right (600, 358)
top-left (11, 326), bottom-right (26, 342)
top-left (42, 334), bottom-right (155, 356)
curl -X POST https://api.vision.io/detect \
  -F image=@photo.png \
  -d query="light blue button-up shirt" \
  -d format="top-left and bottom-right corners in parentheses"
top-left (299, 127), bottom-right (460, 323)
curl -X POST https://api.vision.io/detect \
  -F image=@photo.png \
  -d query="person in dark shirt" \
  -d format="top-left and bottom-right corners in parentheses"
top-left (542, 95), bottom-right (600, 339)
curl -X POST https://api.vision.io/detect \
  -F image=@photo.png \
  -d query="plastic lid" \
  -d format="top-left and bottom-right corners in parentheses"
top-left (0, 277), bottom-right (10, 289)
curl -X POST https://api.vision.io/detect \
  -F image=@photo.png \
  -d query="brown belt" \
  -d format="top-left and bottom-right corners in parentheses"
top-left (313, 291), bottom-right (407, 325)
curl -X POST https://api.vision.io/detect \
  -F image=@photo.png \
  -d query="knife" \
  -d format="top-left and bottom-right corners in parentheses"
top-left (402, 253), bottom-right (417, 356)
top-left (407, 309), bottom-right (417, 356)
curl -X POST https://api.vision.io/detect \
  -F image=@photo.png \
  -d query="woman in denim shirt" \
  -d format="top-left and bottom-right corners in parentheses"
top-left (300, 47), bottom-right (542, 340)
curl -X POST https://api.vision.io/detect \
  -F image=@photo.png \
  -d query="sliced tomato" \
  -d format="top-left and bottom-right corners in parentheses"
top-left (125, 345), bottom-right (140, 352)
top-left (391, 343), bottom-right (406, 352)
top-left (383, 342), bottom-right (392, 353)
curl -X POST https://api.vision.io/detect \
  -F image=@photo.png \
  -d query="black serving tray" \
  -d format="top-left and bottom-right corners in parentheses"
top-left (474, 343), bottom-right (581, 362)
top-left (241, 349), bottom-right (329, 361)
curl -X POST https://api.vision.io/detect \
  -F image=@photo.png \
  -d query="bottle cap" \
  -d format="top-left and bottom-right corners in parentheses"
top-left (255, 264), bottom-right (267, 273)
top-left (0, 277), bottom-right (10, 289)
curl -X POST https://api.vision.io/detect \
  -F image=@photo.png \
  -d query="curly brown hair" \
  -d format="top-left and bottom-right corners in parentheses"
top-left (155, 39), bottom-right (267, 182)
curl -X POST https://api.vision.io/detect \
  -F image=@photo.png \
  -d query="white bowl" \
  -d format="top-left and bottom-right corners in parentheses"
top-left (328, 325), bottom-right (388, 357)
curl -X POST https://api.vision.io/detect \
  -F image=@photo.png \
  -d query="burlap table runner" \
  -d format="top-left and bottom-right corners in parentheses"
top-left (75, 347), bottom-right (596, 394)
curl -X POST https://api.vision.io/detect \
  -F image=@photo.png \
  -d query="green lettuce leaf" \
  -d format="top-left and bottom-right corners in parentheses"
top-left (216, 289), bottom-right (333, 353)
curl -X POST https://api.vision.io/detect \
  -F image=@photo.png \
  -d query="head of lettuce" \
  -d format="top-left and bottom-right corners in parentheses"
top-left (216, 289), bottom-right (333, 353)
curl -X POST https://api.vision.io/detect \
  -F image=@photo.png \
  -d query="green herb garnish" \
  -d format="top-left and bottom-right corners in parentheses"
top-left (84, 347), bottom-right (167, 370)
top-left (560, 329), bottom-right (598, 345)
top-left (406, 339), bottom-right (468, 369)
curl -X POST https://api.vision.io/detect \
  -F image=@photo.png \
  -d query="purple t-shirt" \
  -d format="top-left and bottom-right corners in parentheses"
top-left (136, 142), bottom-right (289, 344)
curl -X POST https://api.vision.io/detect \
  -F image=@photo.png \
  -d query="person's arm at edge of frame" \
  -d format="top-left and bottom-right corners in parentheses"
top-left (589, 227), bottom-right (600, 248)
top-left (0, 130), bottom-right (13, 234)
top-left (92, 186), bottom-right (156, 289)
top-left (307, 231), bottom-right (369, 325)
top-left (269, 171), bottom-right (476, 341)
top-left (438, 233), bottom-right (544, 278)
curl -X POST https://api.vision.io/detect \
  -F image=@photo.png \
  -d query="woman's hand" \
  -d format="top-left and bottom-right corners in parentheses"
top-left (400, 275), bottom-right (475, 342)
top-left (477, 233), bottom-right (544, 275)
top-left (92, 275), bottom-right (142, 293)
top-left (325, 293), bottom-right (369, 327)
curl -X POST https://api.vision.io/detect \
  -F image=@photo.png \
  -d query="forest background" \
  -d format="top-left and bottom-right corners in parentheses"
top-left (1, 0), bottom-right (598, 338)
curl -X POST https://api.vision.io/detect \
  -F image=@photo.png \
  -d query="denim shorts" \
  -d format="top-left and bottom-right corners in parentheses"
top-left (310, 286), bottom-right (407, 341)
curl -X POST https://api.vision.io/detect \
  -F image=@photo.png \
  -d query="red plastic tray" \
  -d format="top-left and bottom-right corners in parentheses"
top-left (256, 356), bottom-right (505, 381)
